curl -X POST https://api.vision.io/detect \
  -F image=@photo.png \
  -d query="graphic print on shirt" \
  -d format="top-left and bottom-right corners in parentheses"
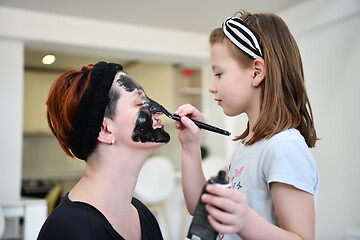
top-left (228, 164), bottom-right (245, 189)
top-left (217, 164), bottom-right (245, 239)
top-left (219, 164), bottom-right (244, 240)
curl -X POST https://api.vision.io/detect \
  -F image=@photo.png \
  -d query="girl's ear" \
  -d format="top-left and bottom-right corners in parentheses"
top-left (252, 58), bottom-right (265, 87)
top-left (97, 117), bottom-right (113, 145)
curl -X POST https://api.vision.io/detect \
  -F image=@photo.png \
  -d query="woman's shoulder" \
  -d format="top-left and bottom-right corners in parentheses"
top-left (37, 193), bottom-right (124, 240)
top-left (132, 197), bottom-right (163, 240)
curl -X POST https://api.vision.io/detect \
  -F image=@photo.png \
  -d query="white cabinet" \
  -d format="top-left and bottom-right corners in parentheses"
top-left (1, 198), bottom-right (47, 240)
top-left (23, 70), bottom-right (57, 134)
top-left (174, 65), bottom-right (202, 111)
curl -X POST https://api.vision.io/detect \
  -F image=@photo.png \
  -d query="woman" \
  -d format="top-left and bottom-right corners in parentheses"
top-left (37, 61), bottom-right (170, 240)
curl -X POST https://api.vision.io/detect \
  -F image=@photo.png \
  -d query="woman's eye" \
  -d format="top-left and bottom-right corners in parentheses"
top-left (137, 101), bottom-right (150, 107)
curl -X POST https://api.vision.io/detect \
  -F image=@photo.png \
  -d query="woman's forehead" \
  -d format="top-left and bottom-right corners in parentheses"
top-left (115, 72), bottom-right (143, 93)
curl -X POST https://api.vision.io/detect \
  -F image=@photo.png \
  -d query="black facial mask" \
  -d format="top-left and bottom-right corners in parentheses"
top-left (116, 75), bottom-right (170, 143)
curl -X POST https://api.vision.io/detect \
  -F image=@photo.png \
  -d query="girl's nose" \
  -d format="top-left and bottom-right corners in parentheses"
top-left (208, 80), bottom-right (217, 94)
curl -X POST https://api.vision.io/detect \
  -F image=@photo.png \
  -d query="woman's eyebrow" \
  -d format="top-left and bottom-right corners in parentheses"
top-left (131, 89), bottom-right (147, 101)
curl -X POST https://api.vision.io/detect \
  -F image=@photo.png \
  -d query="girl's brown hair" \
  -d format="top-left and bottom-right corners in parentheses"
top-left (46, 64), bottom-right (120, 158)
top-left (210, 11), bottom-right (317, 147)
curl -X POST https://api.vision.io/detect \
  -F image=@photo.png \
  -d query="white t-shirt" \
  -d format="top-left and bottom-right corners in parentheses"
top-left (218, 128), bottom-right (319, 240)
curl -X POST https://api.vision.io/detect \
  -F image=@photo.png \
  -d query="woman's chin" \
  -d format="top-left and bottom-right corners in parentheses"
top-left (132, 127), bottom-right (170, 145)
top-left (140, 141), bottom-right (168, 150)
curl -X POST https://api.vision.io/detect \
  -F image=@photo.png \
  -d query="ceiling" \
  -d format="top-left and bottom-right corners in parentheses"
top-left (0, 0), bottom-right (305, 34)
top-left (1, 0), bottom-right (306, 70)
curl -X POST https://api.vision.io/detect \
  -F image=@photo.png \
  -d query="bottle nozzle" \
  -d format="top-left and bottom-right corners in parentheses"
top-left (217, 170), bottom-right (226, 181)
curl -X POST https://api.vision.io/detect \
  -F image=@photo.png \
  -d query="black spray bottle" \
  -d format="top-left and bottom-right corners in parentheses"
top-left (185, 170), bottom-right (230, 240)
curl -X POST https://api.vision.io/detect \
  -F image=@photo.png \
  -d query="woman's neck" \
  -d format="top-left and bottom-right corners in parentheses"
top-left (69, 148), bottom-right (151, 213)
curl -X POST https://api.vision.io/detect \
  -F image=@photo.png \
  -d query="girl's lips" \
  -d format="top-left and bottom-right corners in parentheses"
top-left (215, 99), bottom-right (222, 105)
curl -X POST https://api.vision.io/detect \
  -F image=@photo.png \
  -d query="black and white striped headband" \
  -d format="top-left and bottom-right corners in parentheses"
top-left (222, 16), bottom-right (263, 59)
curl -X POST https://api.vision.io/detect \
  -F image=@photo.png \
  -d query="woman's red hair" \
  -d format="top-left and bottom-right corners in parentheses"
top-left (46, 64), bottom-right (94, 157)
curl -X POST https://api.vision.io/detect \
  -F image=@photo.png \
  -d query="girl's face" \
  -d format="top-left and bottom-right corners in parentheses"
top-left (209, 42), bottom-right (257, 117)
top-left (111, 72), bottom-right (170, 148)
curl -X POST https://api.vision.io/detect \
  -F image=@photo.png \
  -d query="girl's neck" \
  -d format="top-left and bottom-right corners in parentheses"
top-left (245, 97), bottom-right (261, 142)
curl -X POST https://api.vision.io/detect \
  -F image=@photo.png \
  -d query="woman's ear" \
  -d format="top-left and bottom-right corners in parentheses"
top-left (252, 58), bottom-right (265, 87)
top-left (97, 117), bottom-right (113, 145)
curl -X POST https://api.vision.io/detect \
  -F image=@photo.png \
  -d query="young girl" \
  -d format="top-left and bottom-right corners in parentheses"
top-left (175, 11), bottom-right (319, 240)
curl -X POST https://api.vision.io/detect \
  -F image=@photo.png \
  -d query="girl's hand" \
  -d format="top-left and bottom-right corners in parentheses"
top-left (203, 183), bottom-right (315, 239)
top-left (174, 104), bottom-right (204, 146)
top-left (201, 184), bottom-right (250, 235)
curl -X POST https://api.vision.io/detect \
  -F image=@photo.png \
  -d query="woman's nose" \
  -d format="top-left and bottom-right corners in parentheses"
top-left (148, 98), bottom-right (162, 114)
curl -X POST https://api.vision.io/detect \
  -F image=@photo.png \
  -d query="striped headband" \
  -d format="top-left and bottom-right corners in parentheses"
top-left (222, 16), bottom-right (263, 59)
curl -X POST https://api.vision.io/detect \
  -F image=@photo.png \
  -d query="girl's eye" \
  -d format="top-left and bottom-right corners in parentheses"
top-left (215, 73), bottom-right (222, 78)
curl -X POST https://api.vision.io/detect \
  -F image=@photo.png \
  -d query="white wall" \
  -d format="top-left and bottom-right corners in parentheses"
top-left (279, 1), bottom-right (360, 239)
top-left (0, 39), bottom-right (24, 202)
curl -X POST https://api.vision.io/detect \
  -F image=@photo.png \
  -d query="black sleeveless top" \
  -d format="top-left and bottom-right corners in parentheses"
top-left (37, 193), bottom-right (163, 240)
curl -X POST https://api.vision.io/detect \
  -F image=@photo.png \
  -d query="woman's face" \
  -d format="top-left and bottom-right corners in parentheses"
top-left (111, 72), bottom-right (170, 146)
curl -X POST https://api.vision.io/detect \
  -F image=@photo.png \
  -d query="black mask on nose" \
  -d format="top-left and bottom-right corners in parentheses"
top-left (132, 97), bottom-right (170, 143)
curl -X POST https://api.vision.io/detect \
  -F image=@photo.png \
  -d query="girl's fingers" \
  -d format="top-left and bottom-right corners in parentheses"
top-left (203, 194), bottom-right (247, 234)
top-left (174, 104), bottom-right (204, 122)
top-left (175, 104), bottom-right (192, 115)
top-left (207, 214), bottom-right (238, 234)
top-left (174, 115), bottom-right (198, 132)
top-left (202, 193), bottom-right (237, 214)
top-left (174, 120), bottom-right (183, 129)
top-left (205, 201), bottom-right (234, 224)
top-left (205, 184), bottom-right (245, 204)
top-left (201, 186), bottom-right (249, 234)
top-left (174, 104), bottom-right (192, 116)
top-left (180, 116), bottom-right (198, 131)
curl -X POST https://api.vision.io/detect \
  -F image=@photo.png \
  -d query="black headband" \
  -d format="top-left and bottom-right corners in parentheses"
top-left (70, 61), bottom-right (123, 160)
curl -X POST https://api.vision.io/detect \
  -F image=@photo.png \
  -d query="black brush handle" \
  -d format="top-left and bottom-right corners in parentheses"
top-left (172, 114), bottom-right (231, 136)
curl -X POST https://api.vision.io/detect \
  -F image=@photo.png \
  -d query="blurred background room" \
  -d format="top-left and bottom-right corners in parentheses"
top-left (0, 0), bottom-right (359, 239)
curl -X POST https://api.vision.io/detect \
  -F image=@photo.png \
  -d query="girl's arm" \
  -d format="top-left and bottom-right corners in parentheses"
top-left (202, 182), bottom-right (315, 240)
top-left (269, 182), bottom-right (315, 240)
top-left (175, 104), bottom-right (207, 215)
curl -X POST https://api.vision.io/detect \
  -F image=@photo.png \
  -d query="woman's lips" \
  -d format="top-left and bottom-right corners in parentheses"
top-left (152, 113), bottom-right (164, 129)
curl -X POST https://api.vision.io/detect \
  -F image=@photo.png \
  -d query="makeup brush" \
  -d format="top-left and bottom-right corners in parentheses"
top-left (161, 105), bottom-right (231, 136)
